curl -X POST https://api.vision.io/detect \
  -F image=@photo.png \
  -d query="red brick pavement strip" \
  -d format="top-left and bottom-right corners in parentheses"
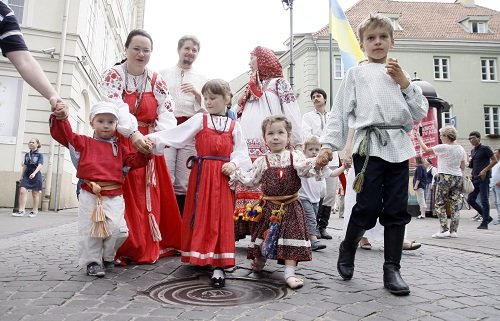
top-left (0, 207), bottom-right (499, 320)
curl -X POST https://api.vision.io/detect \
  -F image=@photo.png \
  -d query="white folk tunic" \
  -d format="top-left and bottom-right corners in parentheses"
top-left (321, 63), bottom-right (429, 163)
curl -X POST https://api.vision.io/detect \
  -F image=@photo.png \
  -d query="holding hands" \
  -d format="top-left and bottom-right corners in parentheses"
top-left (52, 100), bottom-right (69, 120)
top-left (386, 58), bottom-right (410, 90)
top-left (315, 148), bottom-right (333, 170)
top-left (222, 162), bottom-right (236, 176)
top-left (132, 133), bottom-right (152, 154)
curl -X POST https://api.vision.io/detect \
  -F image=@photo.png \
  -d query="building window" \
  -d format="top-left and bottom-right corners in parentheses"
top-left (4, 0), bottom-right (25, 24)
top-left (433, 57), bottom-right (450, 80)
top-left (334, 56), bottom-right (344, 79)
top-left (484, 106), bottom-right (500, 135)
top-left (471, 21), bottom-right (487, 33)
top-left (441, 107), bottom-right (452, 126)
top-left (86, 0), bottom-right (97, 56)
top-left (481, 58), bottom-right (497, 81)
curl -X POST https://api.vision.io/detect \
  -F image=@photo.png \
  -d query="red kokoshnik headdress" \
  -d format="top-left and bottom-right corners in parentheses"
top-left (237, 46), bottom-right (283, 118)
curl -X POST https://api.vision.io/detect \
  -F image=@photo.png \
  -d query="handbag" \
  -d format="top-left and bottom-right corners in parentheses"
top-left (462, 175), bottom-right (474, 194)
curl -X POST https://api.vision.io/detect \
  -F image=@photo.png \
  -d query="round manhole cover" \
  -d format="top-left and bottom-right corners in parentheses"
top-left (143, 276), bottom-right (289, 306)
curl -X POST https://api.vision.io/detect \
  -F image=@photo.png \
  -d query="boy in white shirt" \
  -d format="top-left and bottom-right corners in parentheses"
top-left (299, 136), bottom-right (347, 251)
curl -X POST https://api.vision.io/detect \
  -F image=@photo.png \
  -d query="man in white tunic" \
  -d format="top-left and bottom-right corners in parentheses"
top-left (161, 35), bottom-right (208, 213)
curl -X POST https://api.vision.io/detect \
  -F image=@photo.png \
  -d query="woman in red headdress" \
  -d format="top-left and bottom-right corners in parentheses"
top-left (232, 46), bottom-right (303, 240)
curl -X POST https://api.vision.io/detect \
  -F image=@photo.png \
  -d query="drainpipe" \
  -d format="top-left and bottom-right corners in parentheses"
top-left (312, 36), bottom-right (320, 87)
top-left (42, 0), bottom-right (71, 211)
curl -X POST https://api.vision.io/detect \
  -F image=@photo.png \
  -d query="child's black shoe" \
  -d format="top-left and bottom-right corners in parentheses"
top-left (103, 261), bottom-right (115, 270)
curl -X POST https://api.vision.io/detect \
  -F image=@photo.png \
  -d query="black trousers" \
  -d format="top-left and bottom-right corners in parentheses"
top-left (350, 155), bottom-right (411, 230)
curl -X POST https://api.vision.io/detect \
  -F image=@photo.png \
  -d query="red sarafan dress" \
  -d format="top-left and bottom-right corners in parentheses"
top-left (116, 72), bottom-right (182, 264)
top-left (182, 114), bottom-right (236, 268)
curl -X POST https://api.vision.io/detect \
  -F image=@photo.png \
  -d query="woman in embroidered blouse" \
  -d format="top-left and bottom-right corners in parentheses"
top-left (13, 138), bottom-right (44, 218)
top-left (99, 29), bottom-right (182, 265)
top-left (231, 46), bottom-right (303, 240)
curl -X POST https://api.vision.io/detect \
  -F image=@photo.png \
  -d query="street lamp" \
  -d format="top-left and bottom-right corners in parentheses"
top-left (282, 0), bottom-right (294, 89)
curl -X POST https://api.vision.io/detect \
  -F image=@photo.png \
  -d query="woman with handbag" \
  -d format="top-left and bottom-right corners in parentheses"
top-left (416, 126), bottom-right (467, 238)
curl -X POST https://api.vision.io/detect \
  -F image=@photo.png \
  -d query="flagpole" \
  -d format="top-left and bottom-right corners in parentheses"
top-left (328, 0), bottom-right (333, 110)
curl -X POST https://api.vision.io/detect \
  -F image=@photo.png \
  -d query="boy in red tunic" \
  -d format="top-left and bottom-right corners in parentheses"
top-left (50, 101), bottom-right (151, 277)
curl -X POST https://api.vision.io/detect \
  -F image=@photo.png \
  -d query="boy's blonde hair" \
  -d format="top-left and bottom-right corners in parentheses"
top-left (261, 115), bottom-right (292, 138)
top-left (303, 135), bottom-right (320, 150)
top-left (357, 13), bottom-right (394, 42)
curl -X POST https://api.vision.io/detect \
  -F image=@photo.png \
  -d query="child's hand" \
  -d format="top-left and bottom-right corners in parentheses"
top-left (315, 149), bottom-right (332, 169)
top-left (222, 162), bottom-right (236, 176)
top-left (386, 58), bottom-right (410, 89)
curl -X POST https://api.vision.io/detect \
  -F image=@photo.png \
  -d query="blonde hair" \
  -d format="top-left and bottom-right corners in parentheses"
top-left (303, 135), bottom-right (320, 150)
top-left (261, 115), bottom-right (292, 138)
top-left (357, 13), bottom-right (394, 42)
top-left (439, 126), bottom-right (457, 141)
top-left (30, 138), bottom-right (41, 149)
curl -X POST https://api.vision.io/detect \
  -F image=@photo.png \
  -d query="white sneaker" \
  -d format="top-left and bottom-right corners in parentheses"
top-left (432, 230), bottom-right (450, 238)
top-left (12, 211), bottom-right (24, 217)
top-left (28, 212), bottom-right (37, 218)
top-left (449, 232), bottom-right (458, 238)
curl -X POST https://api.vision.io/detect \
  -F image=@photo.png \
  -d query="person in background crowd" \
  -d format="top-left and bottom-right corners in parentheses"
top-left (491, 149), bottom-right (500, 225)
top-left (13, 138), bottom-right (44, 218)
top-left (161, 35), bottom-right (208, 213)
top-left (413, 156), bottom-right (428, 219)
top-left (416, 126), bottom-right (467, 238)
top-left (466, 131), bottom-right (497, 229)
top-left (99, 29), bottom-right (182, 264)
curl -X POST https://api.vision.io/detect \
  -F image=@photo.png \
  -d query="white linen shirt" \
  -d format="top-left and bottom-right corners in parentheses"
top-left (320, 63), bottom-right (429, 163)
top-left (302, 110), bottom-right (339, 167)
top-left (160, 65), bottom-right (208, 118)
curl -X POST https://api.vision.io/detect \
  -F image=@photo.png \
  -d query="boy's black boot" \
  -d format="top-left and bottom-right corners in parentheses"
top-left (383, 225), bottom-right (410, 296)
top-left (337, 222), bottom-right (365, 280)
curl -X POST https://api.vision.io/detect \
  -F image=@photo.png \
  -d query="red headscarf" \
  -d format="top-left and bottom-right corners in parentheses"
top-left (237, 46), bottom-right (283, 118)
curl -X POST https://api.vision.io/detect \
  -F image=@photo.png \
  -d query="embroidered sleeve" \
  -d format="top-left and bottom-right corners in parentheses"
top-left (154, 74), bottom-right (177, 131)
top-left (276, 78), bottom-right (303, 148)
top-left (231, 156), bottom-right (267, 188)
top-left (292, 150), bottom-right (317, 177)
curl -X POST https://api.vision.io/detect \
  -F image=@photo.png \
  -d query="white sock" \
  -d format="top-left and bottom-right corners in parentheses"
top-left (212, 268), bottom-right (224, 279)
top-left (284, 266), bottom-right (295, 279)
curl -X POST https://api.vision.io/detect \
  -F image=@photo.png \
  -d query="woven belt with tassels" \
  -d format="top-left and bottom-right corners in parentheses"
top-left (352, 125), bottom-right (403, 193)
top-left (85, 180), bottom-right (121, 238)
top-left (262, 192), bottom-right (299, 223)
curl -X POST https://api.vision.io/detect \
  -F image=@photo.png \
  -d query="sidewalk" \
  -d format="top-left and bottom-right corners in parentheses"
top-left (0, 207), bottom-right (499, 321)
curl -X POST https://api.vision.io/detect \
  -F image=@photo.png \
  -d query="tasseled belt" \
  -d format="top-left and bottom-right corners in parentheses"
top-left (352, 125), bottom-right (402, 193)
top-left (85, 180), bottom-right (121, 238)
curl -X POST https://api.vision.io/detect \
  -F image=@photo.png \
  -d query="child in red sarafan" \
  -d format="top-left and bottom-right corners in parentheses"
top-left (50, 101), bottom-right (151, 278)
top-left (147, 79), bottom-right (251, 288)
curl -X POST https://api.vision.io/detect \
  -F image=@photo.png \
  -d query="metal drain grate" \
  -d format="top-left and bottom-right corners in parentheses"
top-left (143, 276), bottom-right (289, 306)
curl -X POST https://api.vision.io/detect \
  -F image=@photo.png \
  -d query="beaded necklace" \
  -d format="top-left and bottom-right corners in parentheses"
top-left (122, 63), bottom-right (148, 115)
top-left (210, 114), bottom-right (229, 135)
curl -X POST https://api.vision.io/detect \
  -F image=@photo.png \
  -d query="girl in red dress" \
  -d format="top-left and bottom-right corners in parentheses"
top-left (147, 79), bottom-right (251, 287)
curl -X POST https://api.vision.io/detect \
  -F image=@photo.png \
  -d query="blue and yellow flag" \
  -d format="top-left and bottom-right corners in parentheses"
top-left (329, 0), bottom-right (365, 70)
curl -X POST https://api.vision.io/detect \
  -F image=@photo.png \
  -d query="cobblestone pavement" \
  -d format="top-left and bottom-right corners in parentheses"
top-left (0, 208), bottom-right (499, 321)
